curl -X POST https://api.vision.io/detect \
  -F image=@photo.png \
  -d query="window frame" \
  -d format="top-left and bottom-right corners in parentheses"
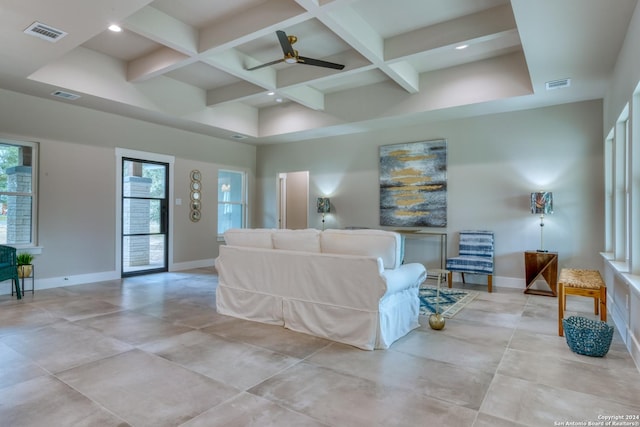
top-left (217, 168), bottom-right (247, 236)
top-left (0, 138), bottom-right (38, 249)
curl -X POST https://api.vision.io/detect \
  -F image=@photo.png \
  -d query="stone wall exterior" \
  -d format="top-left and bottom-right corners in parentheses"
top-left (6, 166), bottom-right (32, 244)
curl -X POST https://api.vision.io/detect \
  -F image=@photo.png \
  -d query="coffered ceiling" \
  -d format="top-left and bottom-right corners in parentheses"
top-left (0, 0), bottom-right (637, 144)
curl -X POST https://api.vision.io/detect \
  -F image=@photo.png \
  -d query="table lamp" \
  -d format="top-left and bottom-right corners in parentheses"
top-left (317, 197), bottom-right (330, 230)
top-left (531, 191), bottom-right (553, 252)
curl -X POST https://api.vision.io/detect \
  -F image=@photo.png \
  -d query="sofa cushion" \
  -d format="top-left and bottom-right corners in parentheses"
top-left (224, 228), bottom-right (274, 249)
top-left (272, 229), bottom-right (321, 253)
top-left (320, 229), bottom-right (402, 269)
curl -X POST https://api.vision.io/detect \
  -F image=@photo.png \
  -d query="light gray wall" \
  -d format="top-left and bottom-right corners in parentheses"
top-left (605, 0), bottom-right (640, 132)
top-left (256, 100), bottom-right (604, 286)
top-left (0, 89), bottom-right (256, 283)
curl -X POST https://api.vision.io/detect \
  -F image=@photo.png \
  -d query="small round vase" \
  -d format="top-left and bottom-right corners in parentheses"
top-left (428, 313), bottom-right (445, 330)
top-left (18, 264), bottom-right (32, 279)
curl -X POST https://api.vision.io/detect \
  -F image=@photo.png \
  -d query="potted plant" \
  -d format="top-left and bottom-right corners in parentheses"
top-left (16, 252), bottom-right (34, 279)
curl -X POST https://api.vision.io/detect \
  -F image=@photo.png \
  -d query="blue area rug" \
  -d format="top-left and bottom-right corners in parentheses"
top-left (419, 285), bottom-right (478, 318)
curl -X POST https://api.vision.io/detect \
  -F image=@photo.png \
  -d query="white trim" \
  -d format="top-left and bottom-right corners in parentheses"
top-left (0, 262), bottom-right (218, 295)
top-left (602, 255), bottom-right (640, 373)
top-left (171, 258), bottom-right (216, 271)
top-left (0, 138), bottom-right (39, 247)
top-left (217, 168), bottom-right (248, 235)
top-left (115, 148), bottom-right (175, 276)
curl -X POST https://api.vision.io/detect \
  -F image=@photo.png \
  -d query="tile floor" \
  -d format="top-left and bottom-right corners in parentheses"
top-left (1, 269), bottom-right (639, 427)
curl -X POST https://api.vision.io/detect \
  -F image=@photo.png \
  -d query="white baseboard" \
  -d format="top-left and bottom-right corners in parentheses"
top-left (36, 270), bottom-right (121, 291)
top-left (446, 272), bottom-right (524, 290)
top-left (0, 260), bottom-right (217, 296)
top-left (495, 275), bottom-right (525, 289)
top-left (170, 258), bottom-right (215, 272)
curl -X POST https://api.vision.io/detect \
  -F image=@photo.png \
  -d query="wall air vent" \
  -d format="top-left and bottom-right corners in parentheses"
top-left (24, 22), bottom-right (68, 42)
top-left (545, 78), bottom-right (571, 90)
top-left (51, 90), bottom-right (81, 101)
top-left (231, 134), bottom-right (248, 140)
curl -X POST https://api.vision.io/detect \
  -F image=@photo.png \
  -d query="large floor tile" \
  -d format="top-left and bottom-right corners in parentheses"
top-left (308, 342), bottom-right (493, 409)
top-left (1, 270), bottom-right (639, 427)
top-left (509, 329), bottom-right (638, 370)
top-left (182, 392), bottom-right (329, 427)
top-left (30, 296), bottom-right (122, 321)
top-left (0, 303), bottom-right (60, 337)
top-left (202, 317), bottom-right (332, 359)
top-left (249, 361), bottom-right (478, 427)
top-left (451, 306), bottom-right (522, 329)
top-left (134, 299), bottom-right (221, 328)
top-left (480, 373), bottom-right (640, 426)
top-left (392, 327), bottom-right (506, 374)
top-left (0, 342), bottom-right (48, 390)
top-left (73, 309), bottom-right (194, 345)
top-left (0, 375), bottom-right (129, 426)
top-left (57, 349), bottom-right (239, 427)
top-left (473, 412), bottom-right (529, 427)
top-left (1, 321), bottom-right (132, 373)
top-left (498, 348), bottom-right (640, 409)
top-left (141, 330), bottom-right (301, 390)
top-left (417, 317), bottom-right (515, 348)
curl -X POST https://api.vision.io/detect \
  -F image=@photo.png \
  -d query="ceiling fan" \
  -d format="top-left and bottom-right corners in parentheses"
top-left (247, 30), bottom-right (345, 71)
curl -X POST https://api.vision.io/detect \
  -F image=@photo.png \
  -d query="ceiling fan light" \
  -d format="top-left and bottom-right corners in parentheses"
top-left (284, 57), bottom-right (297, 64)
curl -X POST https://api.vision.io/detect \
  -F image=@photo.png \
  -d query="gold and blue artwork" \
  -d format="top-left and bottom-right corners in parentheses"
top-left (379, 139), bottom-right (447, 227)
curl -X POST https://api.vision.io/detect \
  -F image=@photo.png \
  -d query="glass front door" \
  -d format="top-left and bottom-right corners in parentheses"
top-left (121, 158), bottom-right (168, 276)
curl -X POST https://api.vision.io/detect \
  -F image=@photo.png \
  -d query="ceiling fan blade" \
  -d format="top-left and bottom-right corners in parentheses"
top-left (247, 58), bottom-right (285, 71)
top-left (276, 30), bottom-right (295, 57)
top-left (298, 56), bottom-right (345, 70)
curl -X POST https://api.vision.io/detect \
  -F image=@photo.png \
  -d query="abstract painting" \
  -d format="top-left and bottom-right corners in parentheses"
top-left (379, 139), bottom-right (447, 227)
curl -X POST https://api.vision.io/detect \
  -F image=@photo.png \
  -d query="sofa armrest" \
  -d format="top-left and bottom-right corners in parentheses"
top-left (381, 263), bottom-right (426, 295)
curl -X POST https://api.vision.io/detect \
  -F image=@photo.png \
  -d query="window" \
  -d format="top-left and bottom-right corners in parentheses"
top-left (218, 169), bottom-right (246, 235)
top-left (0, 139), bottom-right (38, 246)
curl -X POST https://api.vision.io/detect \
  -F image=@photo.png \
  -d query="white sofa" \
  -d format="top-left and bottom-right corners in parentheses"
top-left (215, 228), bottom-right (426, 350)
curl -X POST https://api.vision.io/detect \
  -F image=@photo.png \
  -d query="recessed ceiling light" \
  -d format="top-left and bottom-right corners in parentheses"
top-left (108, 24), bottom-right (122, 32)
top-left (455, 44), bottom-right (468, 50)
top-left (267, 92), bottom-right (275, 96)
top-left (275, 98), bottom-right (283, 103)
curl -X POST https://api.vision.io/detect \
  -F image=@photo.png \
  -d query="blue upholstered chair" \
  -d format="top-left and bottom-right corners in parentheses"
top-left (0, 245), bottom-right (20, 299)
top-left (446, 230), bottom-right (494, 293)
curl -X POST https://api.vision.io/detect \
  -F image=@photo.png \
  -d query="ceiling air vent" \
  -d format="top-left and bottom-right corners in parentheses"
top-left (545, 78), bottom-right (571, 91)
top-left (24, 22), bottom-right (68, 43)
top-left (51, 90), bottom-right (81, 101)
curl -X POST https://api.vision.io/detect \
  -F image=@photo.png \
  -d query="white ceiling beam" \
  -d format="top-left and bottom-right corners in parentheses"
top-left (122, 6), bottom-right (201, 82)
top-left (127, 47), bottom-right (192, 82)
top-left (387, 61), bottom-right (419, 93)
top-left (199, 0), bottom-right (309, 53)
top-left (276, 51), bottom-right (371, 87)
top-left (206, 81), bottom-right (266, 107)
top-left (385, 5), bottom-right (517, 61)
top-left (203, 49), bottom-right (277, 93)
top-left (279, 85), bottom-right (325, 110)
top-left (124, 6), bottom-right (199, 56)
top-left (318, 5), bottom-right (420, 93)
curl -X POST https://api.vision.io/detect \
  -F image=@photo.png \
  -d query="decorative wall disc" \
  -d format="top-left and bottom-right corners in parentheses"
top-left (190, 170), bottom-right (201, 222)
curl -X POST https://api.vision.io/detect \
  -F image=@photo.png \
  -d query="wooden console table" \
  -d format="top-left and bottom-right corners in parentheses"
top-left (524, 251), bottom-right (558, 296)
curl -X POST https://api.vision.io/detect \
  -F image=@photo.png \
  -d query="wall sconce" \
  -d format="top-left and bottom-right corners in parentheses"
top-left (531, 191), bottom-right (553, 252)
top-left (317, 197), bottom-right (330, 230)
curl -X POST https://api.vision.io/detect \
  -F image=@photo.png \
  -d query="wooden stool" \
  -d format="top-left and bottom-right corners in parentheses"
top-left (558, 268), bottom-right (607, 336)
